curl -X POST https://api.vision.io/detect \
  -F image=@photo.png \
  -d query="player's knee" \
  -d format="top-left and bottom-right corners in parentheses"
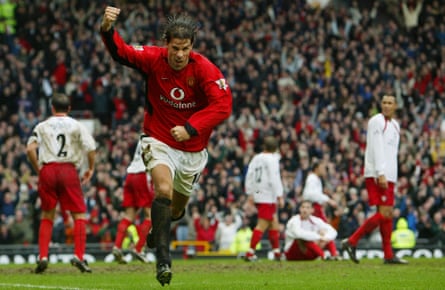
top-left (155, 183), bottom-right (173, 199)
top-left (379, 207), bottom-right (393, 218)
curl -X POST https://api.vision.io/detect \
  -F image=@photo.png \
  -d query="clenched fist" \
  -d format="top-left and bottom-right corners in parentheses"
top-left (101, 6), bottom-right (121, 31)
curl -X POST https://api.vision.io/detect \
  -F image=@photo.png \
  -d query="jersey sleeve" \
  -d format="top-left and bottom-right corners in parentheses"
top-left (302, 174), bottom-right (329, 203)
top-left (78, 123), bottom-right (96, 152)
top-left (186, 58), bottom-right (232, 135)
top-left (313, 217), bottom-right (338, 240)
top-left (101, 28), bottom-right (157, 74)
top-left (244, 157), bottom-right (257, 195)
top-left (369, 117), bottom-right (386, 176)
top-left (267, 155), bottom-right (284, 198)
top-left (27, 124), bottom-right (41, 145)
top-left (285, 216), bottom-right (321, 241)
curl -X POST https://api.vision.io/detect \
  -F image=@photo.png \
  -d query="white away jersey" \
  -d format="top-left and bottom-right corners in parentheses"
top-left (364, 113), bottom-right (400, 182)
top-left (126, 140), bottom-right (147, 174)
top-left (27, 116), bottom-right (96, 168)
top-left (244, 152), bottom-right (283, 203)
top-left (284, 214), bottom-right (337, 252)
top-left (302, 172), bottom-right (329, 204)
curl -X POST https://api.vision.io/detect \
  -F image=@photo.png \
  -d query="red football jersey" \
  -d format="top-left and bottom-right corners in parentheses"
top-left (102, 29), bottom-right (232, 152)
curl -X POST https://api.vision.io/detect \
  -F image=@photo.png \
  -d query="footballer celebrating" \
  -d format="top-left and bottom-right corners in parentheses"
top-left (100, 6), bottom-right (232, 286)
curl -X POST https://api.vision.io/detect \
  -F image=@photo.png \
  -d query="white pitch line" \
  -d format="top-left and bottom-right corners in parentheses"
top-left (0, 283), bottom-right (103, 290)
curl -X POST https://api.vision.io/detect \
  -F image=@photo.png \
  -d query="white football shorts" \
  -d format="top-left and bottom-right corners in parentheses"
top-left (140, 136), bottom-right (208, 196)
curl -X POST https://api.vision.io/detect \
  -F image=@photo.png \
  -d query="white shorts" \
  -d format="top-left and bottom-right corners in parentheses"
top-left (140, 136), bottom-right (208, 196)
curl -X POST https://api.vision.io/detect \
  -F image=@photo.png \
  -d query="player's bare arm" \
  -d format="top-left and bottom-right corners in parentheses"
top-left (101, 6), bottom-right (121, 31)
top-left (81, 150), bottom-right (96, 185)
top-left (377, 174), bottom-right (388, 189)
top-left (277, 196), bottom-right (285, 209)
top-left (26, 141), bottom-right (40, 174)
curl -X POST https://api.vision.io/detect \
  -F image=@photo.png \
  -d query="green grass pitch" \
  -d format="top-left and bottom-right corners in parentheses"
top-left (0, 258), bottom-right (444, 289)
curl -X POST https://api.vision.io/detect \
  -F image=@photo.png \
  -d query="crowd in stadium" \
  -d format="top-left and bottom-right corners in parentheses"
top-left (1, 0), bottom-right (445, 253)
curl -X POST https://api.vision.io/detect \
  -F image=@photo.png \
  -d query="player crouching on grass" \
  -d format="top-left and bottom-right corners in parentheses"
top-left (283, 200), bottom-right (339, 261)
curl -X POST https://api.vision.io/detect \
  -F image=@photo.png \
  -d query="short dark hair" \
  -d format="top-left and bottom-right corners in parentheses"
top-left (300, 200), bottom-right (313, 207)
top-left (311, 161), bottom-right (320, 171)
top-left (382, 94), bottom-right (397, 103)
top-left (263, 136), bottom-right (278, 152)
top-left (161, 14), bottom-right (198, 44)
top-left (51, 93), bottom-right (71, 112)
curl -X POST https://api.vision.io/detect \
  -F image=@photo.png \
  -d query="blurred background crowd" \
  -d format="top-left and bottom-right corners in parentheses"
top-left (0, 0), bottom-right (444, 253)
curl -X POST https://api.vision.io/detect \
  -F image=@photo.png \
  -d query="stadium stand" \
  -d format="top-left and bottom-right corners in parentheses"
top-left (0, 0), bottom-right (444, 259)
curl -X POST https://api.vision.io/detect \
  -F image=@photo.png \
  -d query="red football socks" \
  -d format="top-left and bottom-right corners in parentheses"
top-left (305, 241), bottom-right (325, 259)
top-left (38, 218), bottom-right (53, 259)
top-left (135, 219), bottom-right (152, 252)
top-left (114, 218), bottom-right (132, 249)
top-left (250, 229), bottom-right (263, 250)
top-left (326, 241), bottom-right (339, 256)
top-left (380, 216), bottom-right (394, 259)
top-left (349, 212), bottom-right (383, 246)
top-left (268, 229), bottom-right (280, 250)
top-left (74, 219), bottom-right (87, 260)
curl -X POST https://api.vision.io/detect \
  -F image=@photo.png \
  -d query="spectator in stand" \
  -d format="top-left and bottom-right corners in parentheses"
top-left (215, 212), bottom-right (242, 252)
top-left (230, 216), bottom-right (259, 256)
top-left (284, 200), bottom-right (338, 261)
top-left (174, 206), bottom-right (190, 244)
top-left (51, 209), bottom-right (66, 244)
top-left (193, 210), bottom-right (219, 252)
top-left (1, 191), bottom-right (17, 219)
top-left (432, 220), bottom-right (445, 246)
top-left (26, 93), bottom-right (96, 274)
top-left (121, 224), bottom-right (140, 251)
top-left (112, 139), bottom-right (154, 264)
top-left (0, 222), bottom-right (14, 245)
top-left (416, 210), bottom-right (435, 241)
top-left (401, 0), bottom-right (423, 34)
top-left (244, 136), bottom-right (284, 262)
top-left (0, 0), bottom-right (17, 42)
top-left (391, 217), bottom-right (416, 249)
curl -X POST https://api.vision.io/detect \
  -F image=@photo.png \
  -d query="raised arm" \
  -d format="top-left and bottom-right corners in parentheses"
top-left (101, 6), bottom-right (121, 32)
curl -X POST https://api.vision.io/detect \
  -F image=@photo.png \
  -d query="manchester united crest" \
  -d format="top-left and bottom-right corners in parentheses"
top-left (187, 77), bottom-right (195, 87)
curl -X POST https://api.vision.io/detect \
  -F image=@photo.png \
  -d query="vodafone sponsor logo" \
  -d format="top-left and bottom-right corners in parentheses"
top-left (159, 94), bottom-right (196, 109)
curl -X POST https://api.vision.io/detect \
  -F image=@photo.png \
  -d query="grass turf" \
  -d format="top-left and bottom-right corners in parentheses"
top-left (0, 257), bottom-right (444, 289)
